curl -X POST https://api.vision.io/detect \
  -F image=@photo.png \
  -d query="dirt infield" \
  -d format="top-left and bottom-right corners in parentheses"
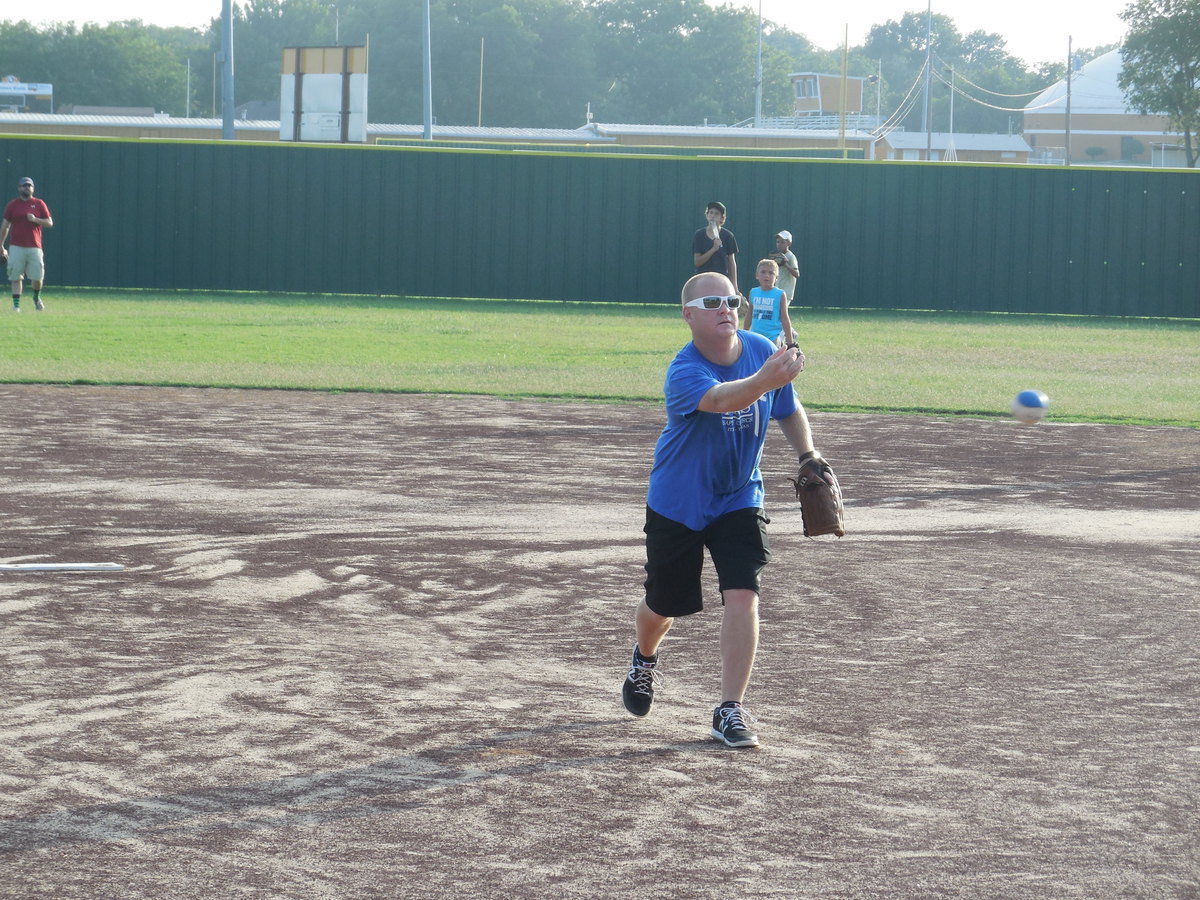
top-left (1, 384), bottom-right (1197, 899)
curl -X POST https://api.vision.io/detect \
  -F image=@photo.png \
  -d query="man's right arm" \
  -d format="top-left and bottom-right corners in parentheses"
top-left (695, 347), bottom-right (803, 413)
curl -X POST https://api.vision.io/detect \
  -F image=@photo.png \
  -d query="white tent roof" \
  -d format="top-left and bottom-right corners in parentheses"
top-left (1026, 50), bottom-right (1141, 116)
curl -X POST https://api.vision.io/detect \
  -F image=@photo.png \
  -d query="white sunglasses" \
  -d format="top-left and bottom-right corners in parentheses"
top-left (685, 295), bottom-right (742, 310)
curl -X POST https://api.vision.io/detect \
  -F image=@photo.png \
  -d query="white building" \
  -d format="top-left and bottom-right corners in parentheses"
top-left (1023, 49), bottom-right (1184, 165)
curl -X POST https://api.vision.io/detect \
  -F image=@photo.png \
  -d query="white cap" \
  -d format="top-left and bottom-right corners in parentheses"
top-left (776, 230), bottom-right (792, 242)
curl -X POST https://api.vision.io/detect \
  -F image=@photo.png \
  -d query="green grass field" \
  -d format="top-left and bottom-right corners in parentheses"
top-left (3, 290), bottom-right (1197, 427)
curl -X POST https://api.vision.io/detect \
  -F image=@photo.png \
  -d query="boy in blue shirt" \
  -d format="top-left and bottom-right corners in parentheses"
top-left (744, 257), bottom-right (794, 348)
top-left (621, 271), bottom-right (827, 748)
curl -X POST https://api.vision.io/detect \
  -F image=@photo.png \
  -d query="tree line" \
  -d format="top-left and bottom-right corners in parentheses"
top-left (0, 0), bottom-right (1173, 141)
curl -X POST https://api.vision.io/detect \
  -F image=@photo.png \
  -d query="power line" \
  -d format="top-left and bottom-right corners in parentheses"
top-left (931, 54), bottom-right (1056, 98)
top-left (931, 66), bottom-right (1063, 113)
top-left (872, 58), bottom-right (928, 135)
top-left (870, 53), bottom-right (1063, 134)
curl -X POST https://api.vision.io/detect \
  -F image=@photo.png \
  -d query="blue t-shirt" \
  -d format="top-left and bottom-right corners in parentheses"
top-left (748, 286), bottom-right (785, 341)
top-left (647, 331), bottom-right (798, 531)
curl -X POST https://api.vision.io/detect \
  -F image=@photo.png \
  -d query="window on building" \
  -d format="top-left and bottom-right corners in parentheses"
top-left (793, 77), bottom-right (818, 99)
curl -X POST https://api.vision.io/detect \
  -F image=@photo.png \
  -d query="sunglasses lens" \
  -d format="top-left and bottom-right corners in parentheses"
top-left (690, 295), bottom-right (741, 310)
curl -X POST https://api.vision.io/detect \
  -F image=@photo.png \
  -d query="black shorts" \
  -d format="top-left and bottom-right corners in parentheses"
top-left (642, 506), bottom-right (771, 618)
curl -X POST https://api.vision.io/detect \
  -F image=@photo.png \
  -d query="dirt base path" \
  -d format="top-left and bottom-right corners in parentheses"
top-left (2, 385), bottom-right (1197, 898)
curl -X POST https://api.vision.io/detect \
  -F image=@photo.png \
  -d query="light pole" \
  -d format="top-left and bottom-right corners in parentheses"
top-left (220, 0), bottom-right (234, 140)
top-left (1065, 35), bottom-right (1073, 166)
top-left (329, 4), bottom-right (339, 45)
top-left (754, 0), bottom-right (763, 127)
top-left (876, 61), bottom-right (882, 124)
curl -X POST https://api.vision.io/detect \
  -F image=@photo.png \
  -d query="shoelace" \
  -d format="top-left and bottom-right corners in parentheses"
top-left (627, 663), bottom-right (664, 696)
top-left (719, 705), bottom-right (759, 731)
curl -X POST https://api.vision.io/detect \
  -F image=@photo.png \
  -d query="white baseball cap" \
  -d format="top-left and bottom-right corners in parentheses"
top-left (776, 230), bottom-right (792, 241)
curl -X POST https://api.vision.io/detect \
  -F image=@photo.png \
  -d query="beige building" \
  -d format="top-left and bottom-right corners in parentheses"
top-left (1023, 49), bottom-right (1184, 165)
top-left (879, 132), bottom-right (1031, 163)
top-left (790, 72), bottom-right (867, 117)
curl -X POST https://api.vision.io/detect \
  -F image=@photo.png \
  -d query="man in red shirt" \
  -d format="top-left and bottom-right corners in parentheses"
top-left (1, 177), bottom-right (54, 311)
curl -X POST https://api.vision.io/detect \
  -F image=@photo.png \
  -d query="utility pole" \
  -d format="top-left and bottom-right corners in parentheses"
top-left (422, 0), bottom-right (433, 140)
top-left (948, 67), bottom-right (954, 135)
top-left (838, 25), bottom-right (849, 153)
top-left (477, 37), bottom-right (484, 127)
top-left (922, 0), bottom-right (933, 160)
top-left (220, 0), bottom-right (234, 140)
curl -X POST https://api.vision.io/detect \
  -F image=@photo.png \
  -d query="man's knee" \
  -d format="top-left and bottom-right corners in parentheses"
top-left (722, 589), bottom-right (759, 610)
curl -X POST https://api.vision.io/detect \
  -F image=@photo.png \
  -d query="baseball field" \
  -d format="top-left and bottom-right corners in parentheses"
top-left (1, 294), bottom-right (1197, 898)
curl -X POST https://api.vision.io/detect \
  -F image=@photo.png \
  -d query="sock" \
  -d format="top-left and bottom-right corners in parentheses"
top-left (12, 296), bottom-right (19, 307)
top-left (32, 289), bottom-right (40, 300)
top-left (633, 646), bottom-right (658, 666)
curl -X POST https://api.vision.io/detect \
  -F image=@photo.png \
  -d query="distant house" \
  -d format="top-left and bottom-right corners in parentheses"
top-left (56, 105), bottom-right (154, 117)
top-left (1023, 49), bottom-right (1182, 165)
top-left (790, 72), bottom-right (867, 117)
top-left (575, 121), bottom-right (871, 156)
top-left (880, 132), bottom-right (1031, 164)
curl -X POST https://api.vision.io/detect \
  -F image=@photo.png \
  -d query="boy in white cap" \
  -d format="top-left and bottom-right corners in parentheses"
top-left (771, 230), bottom-right (799, 306)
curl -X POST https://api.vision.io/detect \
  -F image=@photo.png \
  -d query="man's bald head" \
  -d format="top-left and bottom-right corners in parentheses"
top-left (681, 272), bottom-right (735, 309)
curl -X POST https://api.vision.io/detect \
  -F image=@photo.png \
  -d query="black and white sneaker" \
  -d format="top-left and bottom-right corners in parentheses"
top-left (711, 702), bottom-right (759, 748)
top-left (621, 645), bottom-right (662, 717)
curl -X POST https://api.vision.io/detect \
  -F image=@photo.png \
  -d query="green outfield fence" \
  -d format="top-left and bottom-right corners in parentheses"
top-left (2, 134), bottom-right (1196, 317)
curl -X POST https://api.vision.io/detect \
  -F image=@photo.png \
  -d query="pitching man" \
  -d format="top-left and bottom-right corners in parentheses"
top-left (620, 271), bottom-right (825, 748)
